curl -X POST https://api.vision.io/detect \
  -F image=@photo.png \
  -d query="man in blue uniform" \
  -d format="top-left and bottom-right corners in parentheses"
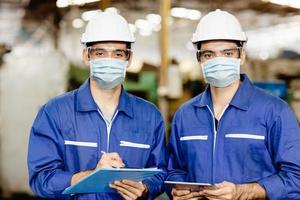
top-left (167, 9), bottom-right (300, 200)
top-left (28, 12), bottom-right (167, 199)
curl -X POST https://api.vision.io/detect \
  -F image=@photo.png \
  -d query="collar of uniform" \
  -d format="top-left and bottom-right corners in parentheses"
top-left (229, 74), bottom-right (253, 111)
top-left (76, 79), bottom-right (98, 112)
top-left (76, 80), bottom-right (134, 117)
top-left (116, 87), bottom-right (134, 118)
top-left (192, 74), bottom-right (252, 111)
top-left (192, 85), bottom-right (213, 108)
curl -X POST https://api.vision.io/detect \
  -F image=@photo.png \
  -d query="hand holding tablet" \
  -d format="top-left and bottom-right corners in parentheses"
top-left (165, 181), bottom-right (215, 192)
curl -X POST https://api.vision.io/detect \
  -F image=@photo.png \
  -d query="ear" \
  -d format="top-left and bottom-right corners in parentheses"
top-left (127, 51), bottom-right (133, 68)
top-left (82, 48), bottom-right (90, 66)
top-left (240, 48), bottom-right (246, 65)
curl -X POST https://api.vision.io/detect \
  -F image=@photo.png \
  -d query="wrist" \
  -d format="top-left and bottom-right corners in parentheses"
top-left (71, 170), bottom-right (93, 185)
top-left (235, 184), bottom-right (244, 199)
top-left (237, 183), bottom-right (267, 200)
top-left (141, 184), bottom-right (148, 198)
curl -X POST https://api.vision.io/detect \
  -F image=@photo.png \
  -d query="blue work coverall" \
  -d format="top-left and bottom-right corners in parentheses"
top-left (28, 79), bottom-right (167, 199)
top-left (167, 74), bottom-right (300, 199)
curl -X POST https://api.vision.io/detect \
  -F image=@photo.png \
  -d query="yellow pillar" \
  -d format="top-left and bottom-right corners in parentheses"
top-left (100, 0), bottom-right (111, 10)
top-left (159, 0), bottom-right (170, 136)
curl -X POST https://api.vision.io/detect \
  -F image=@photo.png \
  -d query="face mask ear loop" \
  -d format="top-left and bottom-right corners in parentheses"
top-left (196, 51), bottom-right (201, 62)
top-left (237, 41), bottom-right (245, 59)
top-left (200, 62), bottom-right (207, 82)
top-left (125, 49), bottom-right (133, 62)
top-left (87, 47), bottom-right (91, 61)
top-left (238, 47), bottom-right (242, 59)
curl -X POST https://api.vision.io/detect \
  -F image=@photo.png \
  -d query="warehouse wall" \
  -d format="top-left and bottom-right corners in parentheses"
top-left (0, 39), bottom-right (68, 195)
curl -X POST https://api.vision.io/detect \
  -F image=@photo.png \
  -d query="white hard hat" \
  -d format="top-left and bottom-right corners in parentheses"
top-left (192, 9), bottom-right (247, 43)
top-left (81, 12), bottom-right (135, 44)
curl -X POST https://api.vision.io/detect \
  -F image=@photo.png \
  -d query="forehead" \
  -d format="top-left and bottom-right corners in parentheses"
top-left (90, 41), bottom-right (127, 49)
top-left (201, 40), bottom-right (238, 50)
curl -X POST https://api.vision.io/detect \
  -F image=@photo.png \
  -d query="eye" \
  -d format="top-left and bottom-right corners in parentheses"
top-left (223, 50), bottom-right (234, 57)
top-left (114, 50), bottom-right (126, 58)
top-left (92, 48), bottom-right (106, 57)
top-left (203, 52), bottom-right (213, 59)
top-left (95, 51), bottom-right (105, 56)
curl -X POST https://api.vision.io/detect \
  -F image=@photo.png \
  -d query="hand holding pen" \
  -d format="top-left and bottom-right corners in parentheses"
top-left (96, 151), bottom-right (125, 169)
top-left (71, 151), bottom-right (125, 186)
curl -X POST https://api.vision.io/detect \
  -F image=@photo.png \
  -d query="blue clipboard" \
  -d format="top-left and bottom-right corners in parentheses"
top-left (63, 168), bottom-right (162, 194)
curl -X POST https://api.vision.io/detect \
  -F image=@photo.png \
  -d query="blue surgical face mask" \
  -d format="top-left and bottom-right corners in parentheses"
top-left (90, 58), bottom-right (128, 90)
top-left (201, 57), bottom-right (240, 88)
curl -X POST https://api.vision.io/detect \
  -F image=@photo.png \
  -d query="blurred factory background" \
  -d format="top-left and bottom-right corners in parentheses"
top-left (0, 0), bottom-right (300, 199)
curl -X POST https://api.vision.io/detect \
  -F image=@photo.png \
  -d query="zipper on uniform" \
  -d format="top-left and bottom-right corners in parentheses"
top-left (206, 105), bottom-right (228, 183)
top-left (97, 109), bottom-right (119, 152)
top-left (206, 106), bottom-right (217, 153)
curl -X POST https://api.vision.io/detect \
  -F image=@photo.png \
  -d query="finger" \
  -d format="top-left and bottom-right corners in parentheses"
top-left (202, 187), bottom-right (231, 198)
top-left (107, 152), bottom-right (123, 162)
top-left (110, 160), bottom-right (125, 168)
top-left (176, 192), bottom-right (201, 200)
top-left (97, 159), bottom-right (124, 168)
top-left (116, 190), bottom-right (132, 200)
top-left (97, 154), bottom-right (124, 168)
top-left (121, 179), bottom-right (145, 190)
top-left (118, 180), bottom-right (144, 197)
top-left (214, 181), bottom-right (230, 188)
top-left (171, 188), bottom-right (176, 196)
top-left (110, 183), bottom-right (137, 199)
top-left (173, 189), bottom-right (191, 197)
top-left (114, 181), bottom-right (143, 197)
top-left (100, 152), bottom-right (124, 165)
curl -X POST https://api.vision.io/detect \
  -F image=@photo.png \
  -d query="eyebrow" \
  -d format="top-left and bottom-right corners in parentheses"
top-left (90, 46), bottom-right (127, 50)
top-left (200, 47), bottom-right (239, 51)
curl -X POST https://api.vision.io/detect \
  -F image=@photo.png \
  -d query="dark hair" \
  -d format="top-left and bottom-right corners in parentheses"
top-left (196, 40), bottom-right (244, 50)
top-left (86, 41), bottom-right (131, 49)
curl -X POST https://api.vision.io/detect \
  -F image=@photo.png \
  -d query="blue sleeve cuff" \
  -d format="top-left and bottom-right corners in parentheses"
top-left (50, 171), bottom-right (73, 193)
top-left (32, 170), bottom-right (73, 198)
top-left (165, 171), bottom-right (187, 198)
top-left (258, 175), bottom-right (286, 199)
top-left (142, 178), bottom-right (163, 199)
top-left (44, 170), bottom-right (73, 198)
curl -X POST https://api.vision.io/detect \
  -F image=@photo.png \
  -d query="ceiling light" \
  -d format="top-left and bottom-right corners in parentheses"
top-left (56, 0), bottom-right (100, 8)
top-left (104, 7), bottom-right (119, 14)
top-left (72, 18), bottom-right (84, 29)
top-left (146, 14), bottom-right (161, 24)
top-left (171, 7), bottom-right (201, 21)
top-left (171, 7), bottom-right (187, 18)
top-left (135, 19), bottom-right (150, 29)
top-left (129, 23), bottom-right (137, 34)
top-left (263, 0), bottom-right (300, 9)
top-left (139, 29), bottom-right (152, 37)
top-left (186, 10), bottom-right (201, 21)
top-left (56, 0), bottom-right (68, 8)
top-left (81, 10), bottom-right (100, 21)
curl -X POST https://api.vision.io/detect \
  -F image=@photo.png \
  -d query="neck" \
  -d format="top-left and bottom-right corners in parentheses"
top-left (90, 79), bottom-right (121, 116)
top-left (210, 79), bottom-right (240, 109)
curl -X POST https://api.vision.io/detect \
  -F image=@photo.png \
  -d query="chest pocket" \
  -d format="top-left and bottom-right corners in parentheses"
top-left (117, 128), bottom-right (152, 167)
top-left (64, 139), bottom-right (98, 171)
top-left (179, 129), bottom-right (211, 162)
top-left (62, 123), bottom-right (99, 171)
top-left (223, 131), bottom-right (274, 182)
